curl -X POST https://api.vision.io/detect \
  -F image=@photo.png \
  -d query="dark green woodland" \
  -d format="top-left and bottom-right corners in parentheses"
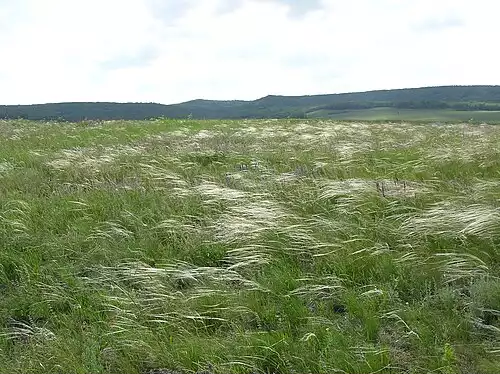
top-left (3, 85), bottom-right (500, 121)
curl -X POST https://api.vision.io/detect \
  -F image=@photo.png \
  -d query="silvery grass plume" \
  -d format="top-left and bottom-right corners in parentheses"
top-left (288, 275), bottom-right (345, 301)
top-left (278, 221), bottom-right (321, 249)
top-left (305, 216), bottom-right (376, 258)
top-left (83, 262), bottom-right (266, 334)
top-left (224, 171), bottom-right (261, 190)
top-left (317, 177), bottom-right (429, 203)
top-left (394, 250), bottom-right (489, 285)
top-left (212, 200), bottom-right (289, 244)
top-left (139, 159), bottom-right (193, 197)
top-left (47, 144), bottom-right (145, 171)
top-left (424, 126), bottom-right (500, 165)
top-left (426, 146), bottom-right (486, 164)
top-left (223, 244), bottom-right (274, 270)
top-left (402, 202), bottom-right (500, 239)
top-left (86, 220), bottom-right (134, 241)
top-left (0, 200), bottom-right (31, 238)
top-left (0, 161), bottom-right (15, 174)
top-left (469, 179), bottom-right (500, 202)
top-left (255, 125), bottom-right (292, 140)
top-left (88, 261), bottom-right (268, 296)
top-left (194, 181), bottom-right (250, 204)
top-left (431, 252), bottom-right (489, 284)
top-left (153, 217), bottom-right (202, 234)
top-left (191, 129), bottom-right (219, 140)
top-left (1, 320), bottom-right (55, 343)
top-left (317, 179), bottom-right (384, 218)
top-left (318, 179), bottom-right (375, 200)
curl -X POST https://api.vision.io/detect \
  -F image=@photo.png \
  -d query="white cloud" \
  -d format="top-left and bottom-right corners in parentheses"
top-left (0, 0), bottom-right (499, 105)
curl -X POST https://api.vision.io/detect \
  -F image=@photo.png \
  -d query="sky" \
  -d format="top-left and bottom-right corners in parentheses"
top-left (1, 0), bottom-right (499, 105)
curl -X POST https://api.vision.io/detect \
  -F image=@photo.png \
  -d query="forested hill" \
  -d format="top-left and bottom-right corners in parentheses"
top-left (2, 85), bottom-right (500, 121)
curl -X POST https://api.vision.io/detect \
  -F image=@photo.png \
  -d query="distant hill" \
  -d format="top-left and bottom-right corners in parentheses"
top-left (2, 85), bottom-right (500, 121)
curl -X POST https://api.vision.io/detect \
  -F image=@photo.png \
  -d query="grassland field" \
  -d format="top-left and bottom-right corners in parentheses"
top-left (0, 118), bottom-right (499, 374)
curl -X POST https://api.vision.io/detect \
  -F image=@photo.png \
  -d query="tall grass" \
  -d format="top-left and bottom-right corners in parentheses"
top-left (0, 118), bottom-right (499, 373)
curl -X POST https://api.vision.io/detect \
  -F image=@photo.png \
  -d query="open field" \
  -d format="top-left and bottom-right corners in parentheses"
top-left (0, 118), bottom-right (499, 373)
top-left (310, 108), bottom-right (500, 122)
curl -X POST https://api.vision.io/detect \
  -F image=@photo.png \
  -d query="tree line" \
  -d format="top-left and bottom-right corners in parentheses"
top-left (2, 85), bottom-right (500, 121)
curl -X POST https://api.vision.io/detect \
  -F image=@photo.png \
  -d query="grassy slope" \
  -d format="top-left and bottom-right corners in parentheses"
top-left (309, 108), bottom-right (500, 122)
top-left (0, 119), bottom-right (499, 374)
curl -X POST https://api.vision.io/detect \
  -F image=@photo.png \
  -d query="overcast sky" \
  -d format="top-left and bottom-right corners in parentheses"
top-left (1, 0), bottom-right (499, 105)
